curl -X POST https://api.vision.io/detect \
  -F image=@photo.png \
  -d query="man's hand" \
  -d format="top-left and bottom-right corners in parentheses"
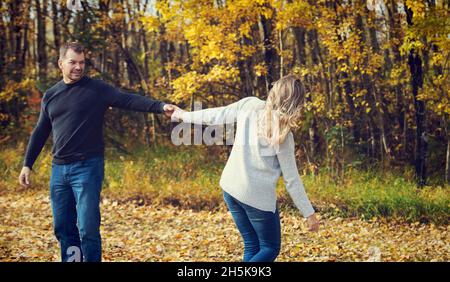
top-left (19, 166), bottom-right (31, 187)
top-left (306, 213), bottom-right (319, 232)
top-left (163, 104), bottom-right (179, 118)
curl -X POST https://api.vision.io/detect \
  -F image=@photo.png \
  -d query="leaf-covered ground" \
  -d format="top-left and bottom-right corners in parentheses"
top-left (0, 190), bottom-right (448, 262)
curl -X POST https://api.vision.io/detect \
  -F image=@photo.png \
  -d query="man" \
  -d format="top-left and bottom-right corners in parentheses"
top-left (18, 42), bottom-right (176, 262)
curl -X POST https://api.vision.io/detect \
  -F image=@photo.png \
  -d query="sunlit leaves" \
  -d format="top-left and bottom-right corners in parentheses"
top-left (275, 0), bottom-right (314, 30)
top-left (1, 189), bottom-right (448, 262)
top-left (0, 79), bottom-right (35, 103)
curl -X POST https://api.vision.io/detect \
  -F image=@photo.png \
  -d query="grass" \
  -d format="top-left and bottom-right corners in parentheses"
top-left (2, 142), bottom-right (449, 224)
top-left (299, 168), bottom-right (449, 224)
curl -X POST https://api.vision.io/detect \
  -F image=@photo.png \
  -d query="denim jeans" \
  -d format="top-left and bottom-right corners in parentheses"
top-left (50, 156), bottom-right (104, 262)
top-left (223, 191), bottom-right (281, 262)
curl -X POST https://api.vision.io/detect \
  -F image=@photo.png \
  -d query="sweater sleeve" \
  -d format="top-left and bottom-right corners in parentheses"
top-left (23, 100), bottom-right (52, 170)
top-left (277, 132), bottom-right (315, 217)
top-left (101, 82), bottom-right (166, 114)
top-left (181, 97), bottom-right (254, 125)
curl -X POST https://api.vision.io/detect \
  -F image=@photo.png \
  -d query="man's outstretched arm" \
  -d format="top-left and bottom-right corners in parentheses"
top-left (101, 82), bottom-right (173, 114)
top-left (20, 101), bottom-right (52, 186)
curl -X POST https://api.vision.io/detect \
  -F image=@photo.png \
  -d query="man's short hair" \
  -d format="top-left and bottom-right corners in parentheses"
top-left (59, 42), bottom-right (85, 59)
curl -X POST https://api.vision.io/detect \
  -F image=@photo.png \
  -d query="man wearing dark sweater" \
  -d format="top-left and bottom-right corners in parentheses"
top-left (18, 42), bottom-right (176, 262)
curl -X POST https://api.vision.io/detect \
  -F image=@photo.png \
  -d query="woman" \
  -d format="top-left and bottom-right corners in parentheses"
top-left (172, 75), bottom-right (319, 262)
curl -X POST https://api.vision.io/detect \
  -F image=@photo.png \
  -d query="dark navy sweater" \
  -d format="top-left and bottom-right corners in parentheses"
top-left (24, 76), bottom-right (166, 169)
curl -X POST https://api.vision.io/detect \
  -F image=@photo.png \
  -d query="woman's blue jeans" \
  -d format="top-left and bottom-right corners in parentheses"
top-left (223, 191), bottom-right (281, 262)
top-left (50, 156), bottom-right (104, 262)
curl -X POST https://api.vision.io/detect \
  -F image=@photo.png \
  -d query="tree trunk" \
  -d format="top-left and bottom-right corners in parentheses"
top-left (258, 5), bottom-right (277, 94)
top-left (292, 27), bottom-right (307, 67)
top-left (60, 1), bottom-right (73, 42)
top-left (444, 116), bottom-right (450, 184)
top-left (386, 0), bottom-right (407, 160)
top-left (9, 0), bottom-right (24, 80)
top-left (36, 0), bottom-right (48, 81)
top-left (0, 10), bottom-right (5, 83)
top-left (51, 0), bottom-right (60, 65)
top-left (279, 29), bottom-right (284, 78)
top-left (139, 0), bottom-right (153, 147)
top-left (406, 4), bottom-right (427, 187)
top-left (341, 69), bottom-right (361, 143)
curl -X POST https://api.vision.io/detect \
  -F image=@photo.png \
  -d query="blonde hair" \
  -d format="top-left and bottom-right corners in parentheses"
top-left (258, 75), bottom-right (307, 146)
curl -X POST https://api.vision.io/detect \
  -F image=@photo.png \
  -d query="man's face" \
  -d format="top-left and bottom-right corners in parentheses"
top-left (58, 49), bottom-right (85, 83)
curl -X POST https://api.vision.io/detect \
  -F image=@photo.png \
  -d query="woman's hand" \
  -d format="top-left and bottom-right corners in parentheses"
top-left (306, 213), bottom-right (319, 232)
top-left (172, 107), bottom-right (186, 121)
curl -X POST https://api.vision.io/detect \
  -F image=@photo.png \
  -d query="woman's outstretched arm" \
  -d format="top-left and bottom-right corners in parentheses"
top-left (174, 97), bottom-right (254, 125)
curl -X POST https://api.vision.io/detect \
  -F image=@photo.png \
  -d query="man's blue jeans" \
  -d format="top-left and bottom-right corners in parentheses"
top-left (223, 191), bottom-right (281, 262)
top-left (50, 156), bottom-right (104, 262)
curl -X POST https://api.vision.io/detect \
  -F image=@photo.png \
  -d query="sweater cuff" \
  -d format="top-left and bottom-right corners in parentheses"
top-left (301, 205), bottom-right (315, 218)
top-left (159, 102), bottom-right (167, 114)
top-left (24, 159), bottom-right (34, 170)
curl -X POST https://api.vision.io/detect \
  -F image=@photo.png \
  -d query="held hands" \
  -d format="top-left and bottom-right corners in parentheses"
top-left (163, 104), bottom-right (178, 118)
top-left (19, 166), bottom-right (31, 187)
top-left (162, 103), bottom-right (186, 121)
top-left (162, 104), bottom-right (186, 121)
top-left (306, 213), bottom-right (320, 232)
